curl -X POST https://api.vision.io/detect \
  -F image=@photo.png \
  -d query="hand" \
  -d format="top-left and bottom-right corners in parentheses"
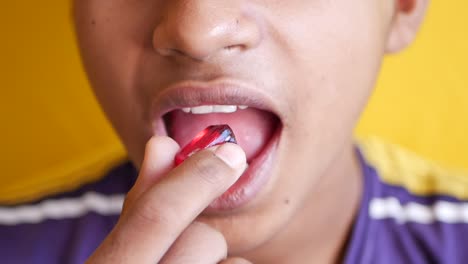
top-left (86, 136), bottom-right (251, 264)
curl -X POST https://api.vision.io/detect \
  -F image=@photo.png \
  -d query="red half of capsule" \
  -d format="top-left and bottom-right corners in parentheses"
top-left (174, 124), bottom-right (238, 166)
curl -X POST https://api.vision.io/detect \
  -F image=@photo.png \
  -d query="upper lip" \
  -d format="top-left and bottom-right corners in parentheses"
top-left (151, 78), bottom-right (283, 131)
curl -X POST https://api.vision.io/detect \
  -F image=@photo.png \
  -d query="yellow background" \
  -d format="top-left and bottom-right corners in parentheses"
top-left (1, 1), bottom-right (467, 204)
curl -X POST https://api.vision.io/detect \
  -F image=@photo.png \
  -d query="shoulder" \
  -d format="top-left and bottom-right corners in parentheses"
top-left (0, 161), bottom-right (136, 264)
top-left (353, 138), bottom-right (468, 264)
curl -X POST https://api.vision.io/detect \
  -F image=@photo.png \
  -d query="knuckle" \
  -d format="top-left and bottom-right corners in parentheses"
top-left (191, 222), bottom-right (227, 258)
top-left (189, 222), bottom-right (227, 248)
top-left (130, 198), bottom-right (176, 229)
top-left (189, 151), bottom-right (232, 186)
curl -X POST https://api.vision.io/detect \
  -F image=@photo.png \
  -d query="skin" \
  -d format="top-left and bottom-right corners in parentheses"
top-left (73, 0), bottom-right (428, 263)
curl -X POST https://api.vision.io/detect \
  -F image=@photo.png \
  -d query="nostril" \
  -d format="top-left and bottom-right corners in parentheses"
top-left (157, 48), bottom-right (175, 57)
top-left (224, 44), bottom-right (247, 53)
top-left (156, 47), bottom-right (188, 58)
top-left (152, 2), bottom-right (261, 61)
top-left (225, 45), bottom-right (239, 51)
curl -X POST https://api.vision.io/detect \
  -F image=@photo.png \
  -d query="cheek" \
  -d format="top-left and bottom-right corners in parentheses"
top-left (279, 1), bottom-right (386, 128)
top-left (271, 2), bottom-right (386, 182)
top-left (73, 1), bottom-right (147, 95)
top-left (73, 1), bottom-right (157, 165)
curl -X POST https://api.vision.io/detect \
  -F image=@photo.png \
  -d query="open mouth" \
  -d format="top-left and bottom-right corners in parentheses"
top-left (164, 105), bottom-right (281, 164)
top-left (151, 81), bottom-right (284, 212)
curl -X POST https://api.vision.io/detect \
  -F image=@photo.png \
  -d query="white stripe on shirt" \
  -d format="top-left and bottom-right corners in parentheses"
top-left (0, 192), bottom-right (124, 226)
top-left (370, 197), bottom-right (468, 224)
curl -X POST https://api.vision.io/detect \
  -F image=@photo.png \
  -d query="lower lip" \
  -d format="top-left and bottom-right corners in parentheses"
top-left (205, 125), bottom-right (282, 213)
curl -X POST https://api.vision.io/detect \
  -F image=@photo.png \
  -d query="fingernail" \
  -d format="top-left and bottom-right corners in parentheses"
top-left (213, 143), bottom-right (246, 169)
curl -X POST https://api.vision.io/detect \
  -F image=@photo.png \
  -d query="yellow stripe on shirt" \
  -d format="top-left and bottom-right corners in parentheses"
top-left (359, 137), bottom-right (468, 200)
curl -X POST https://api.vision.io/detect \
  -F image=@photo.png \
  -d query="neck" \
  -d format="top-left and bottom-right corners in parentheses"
top-left (244, 141), bottom-right (363, 264)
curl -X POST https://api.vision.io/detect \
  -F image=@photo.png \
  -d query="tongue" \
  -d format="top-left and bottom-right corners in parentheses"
top-left (168, 108), bottom-right (278, 161)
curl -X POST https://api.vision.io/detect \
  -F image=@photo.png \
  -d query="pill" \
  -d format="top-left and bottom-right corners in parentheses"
top-left (174, 124), bottom-right (237, 166)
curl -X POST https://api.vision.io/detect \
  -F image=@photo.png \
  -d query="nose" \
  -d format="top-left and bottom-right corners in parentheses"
top-left (153, 1), bottom-right (261, 61)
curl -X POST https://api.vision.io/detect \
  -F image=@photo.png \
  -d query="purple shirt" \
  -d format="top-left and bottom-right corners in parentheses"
top-left (345, 152), bottom-right (468, 263)
top-left (1, 152), bottom-right (468, 263)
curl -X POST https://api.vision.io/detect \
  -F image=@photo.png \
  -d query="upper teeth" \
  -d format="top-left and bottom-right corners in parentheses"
top-left (182, 105), bottom-right (248, 114)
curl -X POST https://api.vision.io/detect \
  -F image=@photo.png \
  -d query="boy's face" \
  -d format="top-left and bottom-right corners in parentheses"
top-left (74, 0), bottom-right (394, 254)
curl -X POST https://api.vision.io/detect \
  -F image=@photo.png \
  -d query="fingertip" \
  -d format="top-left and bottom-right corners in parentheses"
top-left (142, 136), bottom-right (180, 169)
top-left (145, 136), bottom-right (180, 156)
